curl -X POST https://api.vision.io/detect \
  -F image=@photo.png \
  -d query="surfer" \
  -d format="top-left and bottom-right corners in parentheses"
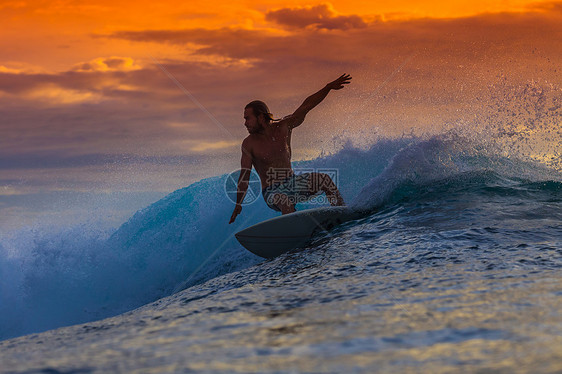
top-left (229, 74), bottom-right (352, 224)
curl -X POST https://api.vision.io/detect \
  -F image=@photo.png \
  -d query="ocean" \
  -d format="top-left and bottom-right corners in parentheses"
top-left (0, 129), bottom-right (561, 372)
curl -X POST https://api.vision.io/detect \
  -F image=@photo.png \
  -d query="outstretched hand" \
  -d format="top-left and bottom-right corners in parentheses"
top-left (229, 204), bottom-right (242, 224)
top-left (326, 73), bottom-right (352, 90)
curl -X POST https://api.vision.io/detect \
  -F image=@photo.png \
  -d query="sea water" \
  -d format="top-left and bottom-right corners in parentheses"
top-left (1, 88), bottom-right (561, 372)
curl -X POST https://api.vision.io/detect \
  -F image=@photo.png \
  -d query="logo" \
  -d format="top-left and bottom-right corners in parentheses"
top-left (224, 169), bottom-right (262, 205)
top-left (224, 167), bottom-right (341, 207)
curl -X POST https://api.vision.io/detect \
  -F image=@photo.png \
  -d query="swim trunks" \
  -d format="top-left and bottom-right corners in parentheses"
top-left (262, 172), bottom-right (318, 212)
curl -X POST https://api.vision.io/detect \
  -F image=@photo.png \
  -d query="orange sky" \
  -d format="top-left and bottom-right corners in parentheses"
top-left (1, 1), bottom-right (561, 205)
top-left (1, 0), bottom-right (559, 71)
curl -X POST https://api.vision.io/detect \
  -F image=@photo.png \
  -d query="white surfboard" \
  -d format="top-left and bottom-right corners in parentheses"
top-left (235, 206), bottom-right (360, 258)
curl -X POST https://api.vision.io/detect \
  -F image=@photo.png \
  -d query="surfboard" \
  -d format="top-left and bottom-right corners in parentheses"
top-left (235, 206), bottom-right (360, 259)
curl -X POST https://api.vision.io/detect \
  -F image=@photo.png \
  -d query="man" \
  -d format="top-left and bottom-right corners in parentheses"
top-left (229, 74), bottom-right (352, 224)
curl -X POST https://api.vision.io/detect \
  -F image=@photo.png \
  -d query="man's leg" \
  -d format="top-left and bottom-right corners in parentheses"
top-left (308, 172), bottom-right (345, 206)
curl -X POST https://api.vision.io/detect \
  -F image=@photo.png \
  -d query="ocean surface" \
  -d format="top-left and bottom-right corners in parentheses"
top-left (1, 131), bottom-right (561, 372)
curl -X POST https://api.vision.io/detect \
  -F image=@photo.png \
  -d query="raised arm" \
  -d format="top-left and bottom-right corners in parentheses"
top-left (287, 73), bottom-right (352, 129)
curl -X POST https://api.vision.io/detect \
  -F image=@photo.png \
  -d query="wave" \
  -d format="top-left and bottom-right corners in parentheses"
top-left (0, 133), bottom-right (560, 340)
top-left (351, 134), bottom-right (561, 212)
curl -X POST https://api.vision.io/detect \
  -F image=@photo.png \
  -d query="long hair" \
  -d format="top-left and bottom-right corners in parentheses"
top-left (245, 100), bottom-right (274, 123)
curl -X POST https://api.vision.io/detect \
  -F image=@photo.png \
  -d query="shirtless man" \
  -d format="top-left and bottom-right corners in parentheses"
top-left (229, 74), bottom-right (352, 224)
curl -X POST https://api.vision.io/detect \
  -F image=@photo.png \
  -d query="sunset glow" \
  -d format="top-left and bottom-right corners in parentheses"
top-left (2, 1), bottom-right (560, 70)
top-left (1, 0), bottom-right (561, 202)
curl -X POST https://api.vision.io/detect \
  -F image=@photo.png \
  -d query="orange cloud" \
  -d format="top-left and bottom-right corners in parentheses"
top-left (1, 2), bottom-right (562, 194)
top-left (72, 57), bottom-right (142, 73)
top-left (26, 84), bottom-right (100, 105)
top-left (265, 3), bottom-right (368, 30)
top-left (525, 0), bottom-right (562, 12)
top-left (0, 66), bottom-right (25, 74)
top-left (189, 140), bottom-right (239, 152)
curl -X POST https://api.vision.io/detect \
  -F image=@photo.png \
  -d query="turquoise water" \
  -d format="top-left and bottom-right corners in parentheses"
top-left (0, 131), bottom-right (561, 372)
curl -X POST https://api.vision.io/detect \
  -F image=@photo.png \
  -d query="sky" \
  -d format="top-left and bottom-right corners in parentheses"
top-left (1, 0), bottom-right (561, 229)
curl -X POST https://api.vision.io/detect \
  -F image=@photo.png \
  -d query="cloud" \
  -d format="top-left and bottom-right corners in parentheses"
top-left (0, 57), bottom-right (143, 98)
top-left (0, 71), bottom-right (113, 105)
top-left (189, 140), bottom-right (239, 152)
top-left (0, 151), bottom-right (212, 170)
top-left (0, 65), bottom-right (25, 74)
top-left (0, 62), bottom-right (48, 75)
top-left (105, 7), bottom-right (562, 75)
top-left (26, 83), bottom-right (100, 104)
top-left (3, 5), bottom-right (562, 196)
top-left (71, 56), bottom-right (142, 72)
top-left (107, 27), bottom-right (275, 52)
top-left (0, 57), bottom-right (252, 170)
top-left (265, 3), bottom-right (368, 30)
top-left (527, 1), bottom-right (562, 13)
